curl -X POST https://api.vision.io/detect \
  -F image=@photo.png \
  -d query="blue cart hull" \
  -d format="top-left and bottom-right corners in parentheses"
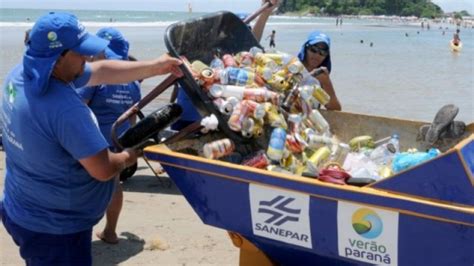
top-left (145, 130), bottom-right (473, 265)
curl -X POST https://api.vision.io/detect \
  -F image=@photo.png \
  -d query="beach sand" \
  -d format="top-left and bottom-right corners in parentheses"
top-left (0, 150), bottom-right (239, 265)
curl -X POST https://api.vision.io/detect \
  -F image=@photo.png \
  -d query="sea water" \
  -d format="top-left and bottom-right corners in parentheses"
top-left (1, 8), bottom-right (472, 122)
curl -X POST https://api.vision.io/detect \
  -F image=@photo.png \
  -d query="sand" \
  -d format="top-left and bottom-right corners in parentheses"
top-left (0, 151), bottom-right (239, 265)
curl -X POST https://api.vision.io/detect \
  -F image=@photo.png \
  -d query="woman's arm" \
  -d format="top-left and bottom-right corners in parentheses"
top-left (252, 0), bottom-right (279, 42)
top-left (79, 148), bottom-right (140, 181)
top-left (313, 68), bottom-right (342, 111)
top-left (87, 53), bottom-right (182, 87)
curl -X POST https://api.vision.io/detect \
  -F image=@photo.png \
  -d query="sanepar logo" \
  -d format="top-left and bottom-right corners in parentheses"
top-left (351, 208), bottom-right (383, 239)
top-left (258, 195), bottom-right (301, 226)
top-left (249, 185), bottom-right (312, 248)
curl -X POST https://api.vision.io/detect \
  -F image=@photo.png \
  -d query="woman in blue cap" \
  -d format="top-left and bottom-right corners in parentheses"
top-left (297, 31), bottom-right (341, 110)
top-left (76, 27), bottom-right (140, 245)
top-left (253, 3), bottom-right (341, 111)
top-left (1, 12), bottom-right (182, 265)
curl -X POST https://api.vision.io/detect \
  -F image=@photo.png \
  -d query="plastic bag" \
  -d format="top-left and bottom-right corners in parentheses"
top-left (392, 148), bottom-right (440, 173)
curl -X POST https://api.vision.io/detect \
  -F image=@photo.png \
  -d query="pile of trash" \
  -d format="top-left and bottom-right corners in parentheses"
top-left (179, 47), bottom-right (451, 186)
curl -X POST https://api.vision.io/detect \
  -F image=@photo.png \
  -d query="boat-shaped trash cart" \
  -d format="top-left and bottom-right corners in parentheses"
top-left (145, 12), bottom-right (474, 266)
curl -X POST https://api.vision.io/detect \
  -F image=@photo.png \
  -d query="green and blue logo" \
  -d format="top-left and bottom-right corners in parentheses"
top-left (351, 208), bottom-right (383, 239)
top-left (47, 31), bottom-right (57, 41)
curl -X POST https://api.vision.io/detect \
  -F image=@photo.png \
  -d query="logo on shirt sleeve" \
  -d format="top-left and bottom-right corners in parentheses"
top-left (6, 81), bottom-right (17, 104)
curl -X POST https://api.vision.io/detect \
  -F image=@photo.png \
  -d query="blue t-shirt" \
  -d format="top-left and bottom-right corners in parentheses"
top-left (76, 82), bottom-right (141, 147)
top-left (1, 64), bottom-right (112, 234)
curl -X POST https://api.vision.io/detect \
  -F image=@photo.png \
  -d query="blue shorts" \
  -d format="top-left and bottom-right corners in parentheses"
top-left (2, 209), bottom-right (92, 266)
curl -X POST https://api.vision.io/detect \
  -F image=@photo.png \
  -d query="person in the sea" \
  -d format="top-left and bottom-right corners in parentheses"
top-left (76, 27), bottom-right (141, 245)
top-left (1, 12), bottom-right (182, 265)
top-left (253, 3), bottom-right (341, 111)
top-left (171, 0), bottom-right (279, 131)
top-left (452, 29), bottom-right (461, 45)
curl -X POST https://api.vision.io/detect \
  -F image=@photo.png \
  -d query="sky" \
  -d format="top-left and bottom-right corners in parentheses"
top-left (0, 0), bottom-right (473, 14)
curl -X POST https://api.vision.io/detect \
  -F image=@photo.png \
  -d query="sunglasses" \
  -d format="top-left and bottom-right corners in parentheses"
top-left (307, 45), bottom-right (329, 57)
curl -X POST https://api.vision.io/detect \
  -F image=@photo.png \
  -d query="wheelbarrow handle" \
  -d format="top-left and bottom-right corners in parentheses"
top-left (111, 74), bottom-right (179, 150)
top-left (243, 1), bottom-right (273, 24)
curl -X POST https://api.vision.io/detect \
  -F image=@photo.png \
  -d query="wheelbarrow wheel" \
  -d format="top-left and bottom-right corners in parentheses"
top-left (120, 162), bottom-right (138, 182)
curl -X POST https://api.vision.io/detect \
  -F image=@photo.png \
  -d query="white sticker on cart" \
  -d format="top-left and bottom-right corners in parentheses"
top-left (337, 202), bottom-right (399, 265)
top-left (249, 184), bottom-right (312, 248)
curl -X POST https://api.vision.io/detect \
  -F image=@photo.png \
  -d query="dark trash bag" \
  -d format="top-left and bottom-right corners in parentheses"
top-left (164, 11), bottom-right (263, 144)
top-left (118, 103), bottom-right (182, 149)
top-left (116, 103), bottom-right (182, 181)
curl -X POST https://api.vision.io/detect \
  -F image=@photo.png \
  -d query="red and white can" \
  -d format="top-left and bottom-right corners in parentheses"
top-left (203, 138), bottom-right (235, 159)
top-left (222, 54), bottom-right (237, 67)
top-left (242, 150), bottom-right (270, 169)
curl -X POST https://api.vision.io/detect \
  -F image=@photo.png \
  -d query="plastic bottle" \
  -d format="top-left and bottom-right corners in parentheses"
top-left (307, 109), bottom-right (330, 135)
top-left (209, 84), bottom-right (245, 99)
top-left (369, 134), bottom-right (400, 165)
top-left (267, 128), bottom-right (287, 162)
top-left (210, 57), bottom-right (225, 69)
top-left (307, 134), bottom-right (333, 149)
top-left (219, 67), bottom-right (253, 86)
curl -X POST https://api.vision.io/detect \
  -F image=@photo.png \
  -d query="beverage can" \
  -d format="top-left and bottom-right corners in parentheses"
top-left (241, 100), bottom-right (265, 120)
top-left (267, 74), bottom-right (290, 91)
top-left (252, 119), bottom-right (264, 138)
top-left (264, 53), bottom-right (292, 66)
top-left (286, 134), bottom-right (304, 154)
top-left (266, 127), bottom-right (287, 162)
top-left (228, 102), bottom-right (246, 131)
top-left (242, 150), bottom-right (270, 169)
top-left (306, 146), bottom-right (331, 173)
top-left (286, 58), bottom-right (304, 74)
top-left (263, 102), bottom-right (288, 129)
top-left (256, 66), bottom-right (273, 81)
top-left (226, 97), bottom-right (240, 113)
top-left (254, 53), bottom-right (278, 71)
top-left (241, 117), bottom-right (255, 138)
top-left (282, 86), bottom-right (300, 111)
top-left (213, 98), bottom-right (232, 115)
top-left (313, 86), bottom-right (331, 106)
top-left (203, 138), bottom-right (235, 159)
top-left (210, 57), bottom-right (225, 69)
top-left (222, 54), bottom-right (237, 67)
top-left (191, 60), bottom-right (210, 73)
top-left (242, 117), bottom-right (264, 138)
top-left (237, 51), bottom-right (254, 66)
top-left (331, 143), bottom-right (350, 166)
top-left (307, 134), bottom-right (333, 148)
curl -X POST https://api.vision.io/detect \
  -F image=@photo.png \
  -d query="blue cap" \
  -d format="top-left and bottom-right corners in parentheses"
top-left (23, 12), bottom-right (108, 95)
top-left (297, 31), bottom-right (332, 73)
top-left (96, 27), bottom-right (129, 60)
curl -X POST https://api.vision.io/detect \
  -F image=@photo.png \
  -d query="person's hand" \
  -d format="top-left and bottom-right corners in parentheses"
top-left (310, 66), bottom-right (328, 77)
top-left (123, 147), bottom-right (142, 163)
top-left (154, 53), bottom-right (183, 77)
top-left (262, 0), bottom-right (279, 12)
